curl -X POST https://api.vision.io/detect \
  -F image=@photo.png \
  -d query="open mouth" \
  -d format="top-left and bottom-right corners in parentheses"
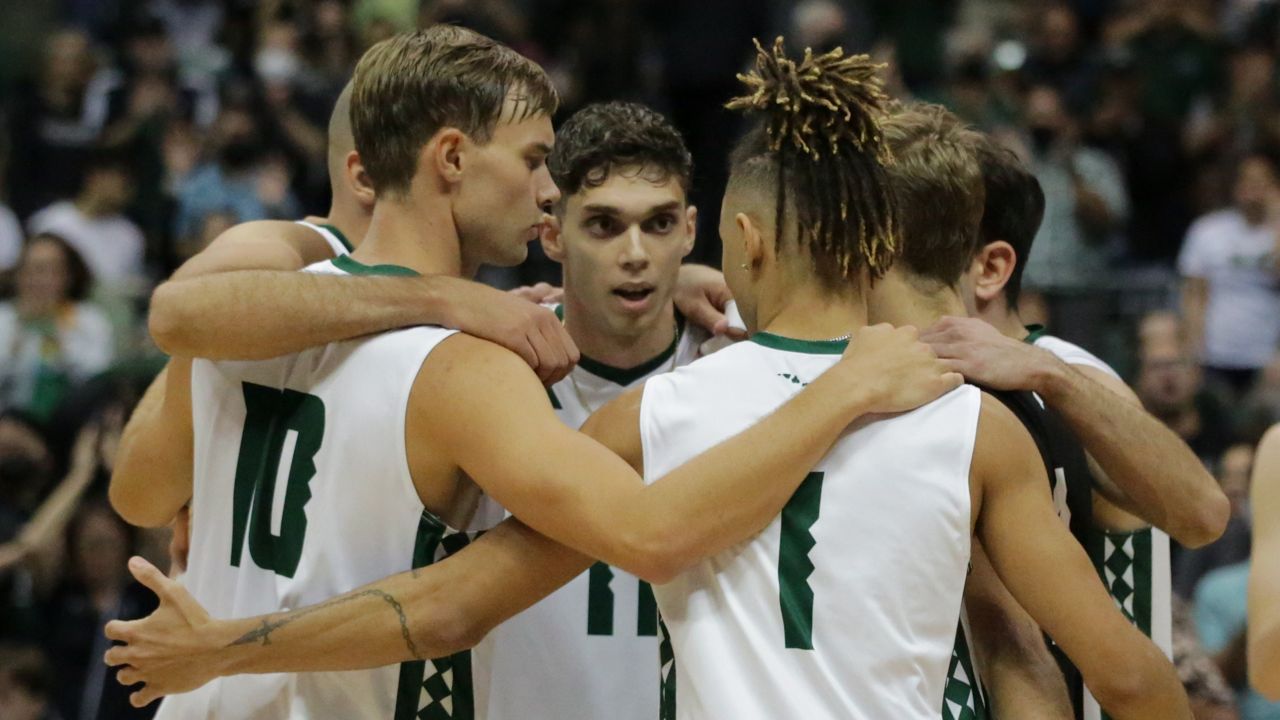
top-left (613, 284), bottom-right (655, 303)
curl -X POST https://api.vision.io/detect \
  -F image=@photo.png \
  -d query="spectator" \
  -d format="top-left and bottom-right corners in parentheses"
top-left (0, 410), bottom-right (55, 542)
top-left (41, 500), bottom-right (157, 720)
top-left (26, 150), bottom-right (146, 290)
top-left (1179, 150), bottom-right (1280, 397)
top-left (1020, 83), bottom-right (1130, 352)
top-left (1240, 354), bottom-right (1280, 443)
top-left (1172, 596), bottom-right (1241, 720)
top-left (0, 235), bottom-right (113, 421)
top-left (1175, 442), bottom-right (1255, 598)
top-left (0, 645), bottom-right (59, 720)
top-left (1197, 560), bottom-right (1280, 719)
top-left (1105, 0), bottom-right (1223, 126)
top-left (5, 29), bottom-right (108, 219)
top-left (1135, 336), bottom-right (1235, 466)
top-left (171, 105), bottom-right (300, 245)
top-left (1022, 3), bottom-right (1099, 114)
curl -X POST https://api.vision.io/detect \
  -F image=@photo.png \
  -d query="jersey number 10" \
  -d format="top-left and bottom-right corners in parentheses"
top-left (229, 382), bottom-right (325, 579)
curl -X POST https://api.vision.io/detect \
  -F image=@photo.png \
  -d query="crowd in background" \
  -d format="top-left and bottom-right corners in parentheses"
top-left (0, 1), bottom-right (1278, 719)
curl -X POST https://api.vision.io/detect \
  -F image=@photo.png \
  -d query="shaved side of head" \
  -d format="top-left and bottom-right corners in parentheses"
top-left (327, 82), bottom-right (356, 196)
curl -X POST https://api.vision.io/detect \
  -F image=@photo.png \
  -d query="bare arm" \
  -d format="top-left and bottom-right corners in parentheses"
top-left (1181, 277), bottom-right (1208, 359)
top-left (110, 360), bottom-right (194, 528)
top-left (964, 541), bottom-right (1073, 719)
top-left (151, 221), bottom-right (577, 383)
top-left (1250, 424), bottom-right (1280, 699)
top-left (974, 396), bottom-right (1192, 720)
top-left (422, 325), bottom-right (960, 583)
top-left (106, 519), bottom-right (594, 706)
top-left (924, 316), bottom-right (1228, 546)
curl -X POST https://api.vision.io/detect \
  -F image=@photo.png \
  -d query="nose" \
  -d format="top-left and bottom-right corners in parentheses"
top-left (536, 167), bottom-right (560, 209)
top-left (619, 225), bottom-right (650, 271)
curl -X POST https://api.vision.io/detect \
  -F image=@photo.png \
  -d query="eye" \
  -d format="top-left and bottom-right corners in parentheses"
top-left (644, 214), bottom-right (678, 234)
top-left (584, 216), bottom-right (621, 237)
top-left (526, 155), bottom-right (546, 171)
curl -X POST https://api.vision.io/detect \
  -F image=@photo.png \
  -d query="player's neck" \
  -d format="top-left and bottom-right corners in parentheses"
top-left (868, 271), bottom-right (966, 329)
top-left (356, 195), bottom-right (462, 277)
top-left (976, 296), bottom-right (1032, 341)
top-left (561, 291), bottom-right (678, 370)
top-left (325, 201), bottom-right (371, 249)
top-left (756, 278), bottom-right (867, 341)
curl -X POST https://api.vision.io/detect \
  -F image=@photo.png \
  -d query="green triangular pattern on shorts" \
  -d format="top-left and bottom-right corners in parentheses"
top-left (1086, 526), bottom-right (1154, 720)
top-left (394, 512), bottom-right (476, 720)
top-left (941, 622), bottom-right (988, 720)
top-left (659, 616), bottom-right (677, 720)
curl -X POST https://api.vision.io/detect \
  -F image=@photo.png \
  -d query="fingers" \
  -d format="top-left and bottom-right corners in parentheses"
top-left (104, 643), bottom-right (136, 667)
top-left (526, 324), bottom-right (566, 386)
top-left (128, 556), bottom-right (173, 599)
top-left (941, 371), bottom-right (966, 390)
top-left (104, 618), bottom-right (137, 643)
top-left (681, 295), bottom-right (728, 337)
top-left (117, 666), bottom-right (143, 686)
top-left (131, 687), bottom-right (162, 708)
top-left (541, 320), bottom-right (579, 386)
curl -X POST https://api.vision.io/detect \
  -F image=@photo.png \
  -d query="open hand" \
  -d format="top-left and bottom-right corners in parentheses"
top-left (838, 324), bottom-right (964, 414)
top-left (921, 316), bottom-right (1059, 392)
top-left (104, 557), bottom-right (226, 707)
top-left (674, 265), bottom-right (747, 340)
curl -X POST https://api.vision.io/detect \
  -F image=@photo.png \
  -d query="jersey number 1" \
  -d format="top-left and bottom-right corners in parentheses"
top-left (229, 382), bottom-right (325, 578)
top-left (779, 471), bottom-right (824, 650)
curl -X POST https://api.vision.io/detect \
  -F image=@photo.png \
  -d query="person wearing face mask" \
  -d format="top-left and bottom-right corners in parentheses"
top-left (1019, 83), bottom-right (1129, 355)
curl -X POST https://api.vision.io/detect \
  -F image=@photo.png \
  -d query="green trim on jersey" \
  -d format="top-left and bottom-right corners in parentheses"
top-left (1090, 526), bottom-right (1154, 636)
top-left (320, 223), bottom-right (355, 252)
top-left (942, 624), bottom-right (989, 720)
top-left (395, 512), bottom-right (475, 720)
top-left (750, 332), bottom-right (848, 355)
top-left (1023, 324), bottom-right (1048, 345)
top-left (659, 616), bottom-right (677, 720)
top-left (553, 303), bottom-right (685, 386)
top-left (331, 254), bottom-right (420, 277)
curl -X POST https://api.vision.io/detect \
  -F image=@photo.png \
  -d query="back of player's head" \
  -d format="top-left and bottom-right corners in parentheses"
top-left (327, 82), bottom-right (355, 183)
top-left (976, 139), bottom-right (1044, 308)
top-left (548, 102), bottom-right (692, 208)
top-left (725, 38), bottom-right (898, 290)
top-left (880, 102), bottom-right (985, 289)
top-left (350, 25), bottom-right (558, 196)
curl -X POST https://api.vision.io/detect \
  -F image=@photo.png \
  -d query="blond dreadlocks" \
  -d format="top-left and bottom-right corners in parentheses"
top-left (726, 37), bottom-right (899, 284)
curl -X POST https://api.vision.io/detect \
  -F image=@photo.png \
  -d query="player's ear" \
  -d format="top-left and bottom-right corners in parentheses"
top-left (540, 212), bottom-right (566, 262)
top-left (430, 128), bottom-right (467, 185)
top-left (681, 205), bottom-right (697, 259)
top-left (737, 212), bottom-right (765, 271)
top-left (972, 240), bottom-right (1016, 303)
top-left (345, 151), bottom-right (376, 210)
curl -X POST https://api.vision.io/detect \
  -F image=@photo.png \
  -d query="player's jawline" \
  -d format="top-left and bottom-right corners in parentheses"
top-left (227, 587), bottom-right (423, 661)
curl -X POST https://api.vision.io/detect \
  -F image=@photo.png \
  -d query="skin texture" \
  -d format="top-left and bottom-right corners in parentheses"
top-left (1249, 424), bottom-right (1280, 700)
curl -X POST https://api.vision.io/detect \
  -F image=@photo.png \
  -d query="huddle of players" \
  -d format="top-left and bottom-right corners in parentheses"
top-left (100, 25), bottom-right (1224, 720)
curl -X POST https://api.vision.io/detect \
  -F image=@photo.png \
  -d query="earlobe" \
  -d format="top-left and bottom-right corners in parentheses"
top-left (346, 151), bottom-right (376, 208)
top-left (540, 215), bottom-right (566, 262)
top-left (682, 205), bottom-right (698, 257)
top-left (974, 241), bottom-right (1017, 302)
top-left (738, 212), bottom-right (764, 269)
top-left (433, 129), bottom-right (466, 184)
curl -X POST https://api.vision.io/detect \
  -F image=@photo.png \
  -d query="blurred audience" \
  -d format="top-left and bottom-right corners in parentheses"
top-left (0, 235), bottom-right (113, 422)
top-left (1135, 317), bottom-right (1234, 466)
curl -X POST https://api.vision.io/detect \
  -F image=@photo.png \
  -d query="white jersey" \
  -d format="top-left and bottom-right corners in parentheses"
top-left (641, 332), bottom-right (981, 720)
top-left (159, 255), bottom-right (465, 720)
top-left (471, 305), bottom-right (708, 720)
top-left (1032, 329), bottom-right (1173, 720)
top-left (295, 220), bottom-right (355, 258)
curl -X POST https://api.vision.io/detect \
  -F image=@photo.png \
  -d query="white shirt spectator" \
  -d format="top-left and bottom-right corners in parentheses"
top-left (0, 301), bottom-right (114, 412)
top-left (0, 203), bottom-right (22, 272)
top-left (27, 201), bottom-right (145, 286)
top-left (1178, 208), bottom-right (1280, 369)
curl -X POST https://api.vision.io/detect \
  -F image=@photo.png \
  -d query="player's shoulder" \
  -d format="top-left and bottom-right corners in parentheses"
top-left (1034, 334), bottom-right (1120, 380)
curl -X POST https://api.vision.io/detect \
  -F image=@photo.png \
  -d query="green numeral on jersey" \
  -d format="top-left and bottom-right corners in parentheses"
top-left (230, 382), bottom-right (325, 578)
top-left (778, 471), bottom-right (824, 650)
top-left (587, 562), bottom-right (658, 636)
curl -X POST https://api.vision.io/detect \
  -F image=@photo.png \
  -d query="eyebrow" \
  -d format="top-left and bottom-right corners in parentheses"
top-left (581, 200), bottom-right (682, 216)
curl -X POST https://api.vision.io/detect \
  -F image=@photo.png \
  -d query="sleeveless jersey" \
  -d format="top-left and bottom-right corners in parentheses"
top-left (1033, 328), bottom-right (1173, 720)
top-left (158, 255), bottom-right (470, 720)
top-left (641, 332), bottom-right (982, 720)
top-left (295, 220), bottom-right (355, 258)
top-left (471, 306), bottom-right (708, 720)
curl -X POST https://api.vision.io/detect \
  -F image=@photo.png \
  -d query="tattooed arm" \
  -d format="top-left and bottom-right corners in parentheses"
top-left (105, 519), bottom-right (591, 706)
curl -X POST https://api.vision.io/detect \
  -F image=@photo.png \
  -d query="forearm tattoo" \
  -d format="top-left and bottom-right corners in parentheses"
top-left (227, 588), bottom-right (423, 661)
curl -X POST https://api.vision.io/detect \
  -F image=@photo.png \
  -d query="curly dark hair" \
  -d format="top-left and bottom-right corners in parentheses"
top-left (548, 101), bottom-right (693, 203)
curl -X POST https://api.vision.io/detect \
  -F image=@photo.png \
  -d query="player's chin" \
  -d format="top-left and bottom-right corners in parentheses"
top-left (492, 242), bottom-right (531, 268)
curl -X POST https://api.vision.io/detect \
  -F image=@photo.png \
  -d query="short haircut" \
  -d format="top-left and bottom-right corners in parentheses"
top-left (880, 103), bottom-right (986, 288)
top-left (549, 102), bottom-right (693, 202)
top-left (976, 138), bottom-right (1045, 308)
top-left (350, 25), bottom-right (558, 195)
top-left (23, 232), bottom-right (94, 301)
top-left (726, 38), bottom-right (898, 291)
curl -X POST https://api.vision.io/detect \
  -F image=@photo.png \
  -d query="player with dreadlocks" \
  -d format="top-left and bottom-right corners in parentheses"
top-left (102, 38), bottom-right (1189, 720)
